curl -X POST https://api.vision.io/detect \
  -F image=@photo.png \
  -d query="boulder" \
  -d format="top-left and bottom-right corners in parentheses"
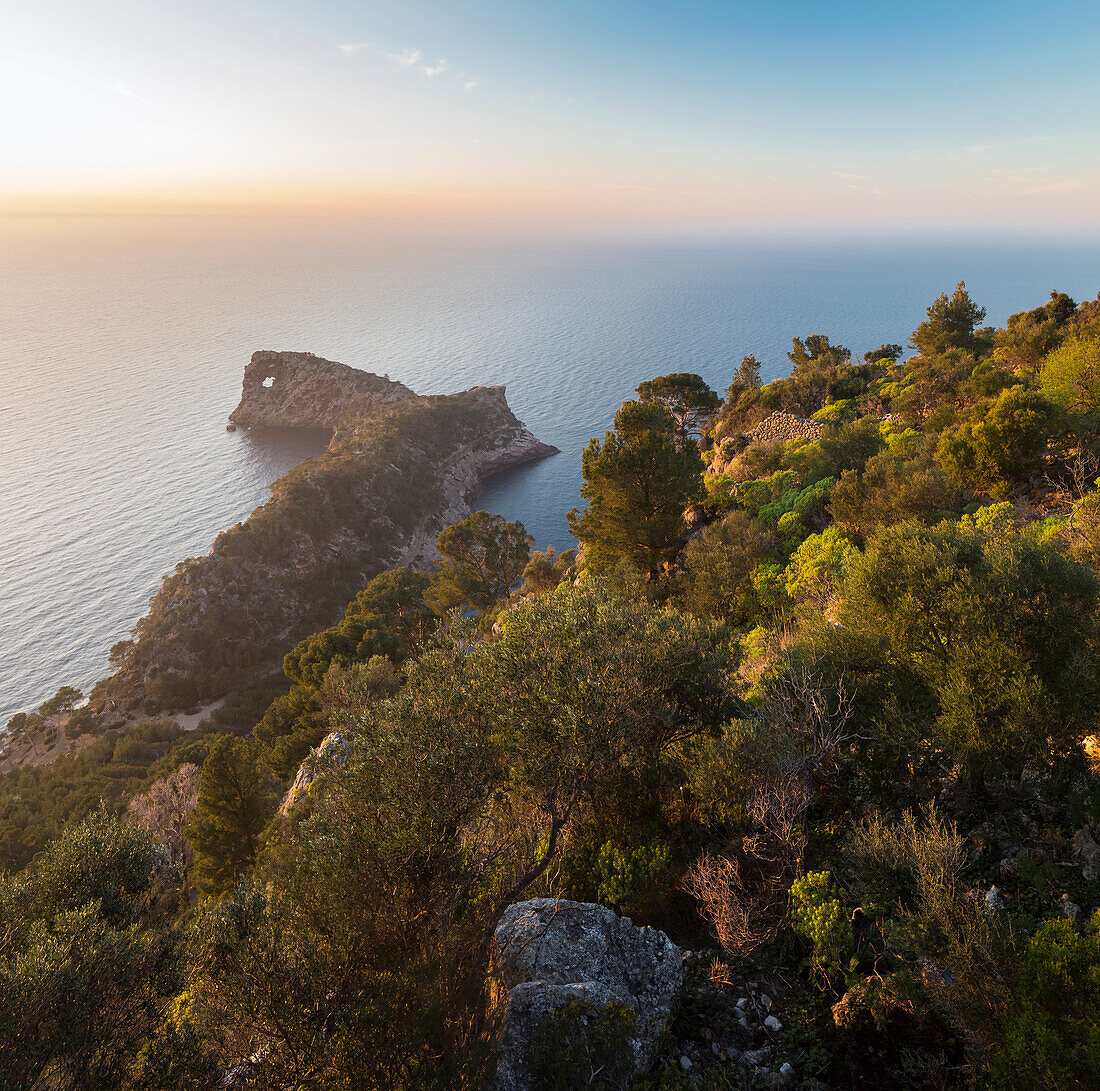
top-left (491, 898), bottom-right (682, 1090)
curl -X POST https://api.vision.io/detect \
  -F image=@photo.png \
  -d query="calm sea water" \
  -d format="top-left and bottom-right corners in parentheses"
top-left (1, 216), bottom-right (1097, 722)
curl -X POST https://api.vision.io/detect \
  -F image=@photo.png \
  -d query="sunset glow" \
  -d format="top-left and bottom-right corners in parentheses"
top-left (4, 0), bottom-right (1099, 231)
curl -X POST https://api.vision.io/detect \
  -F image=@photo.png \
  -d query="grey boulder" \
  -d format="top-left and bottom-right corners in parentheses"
top-left (491, 898), bottom-right (682, 1090)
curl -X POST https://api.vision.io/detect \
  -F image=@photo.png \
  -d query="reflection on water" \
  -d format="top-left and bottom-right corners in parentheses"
top-left (238, 427), bottom-right (334, 485)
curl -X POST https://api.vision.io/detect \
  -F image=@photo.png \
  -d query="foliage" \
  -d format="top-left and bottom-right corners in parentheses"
top-left (427, 510), bottom-right (533, 615)
top-left (790, 871), bottom-right (853, 984)
top-left (864, 343), bottom-right (904, 364)
top-left (101, 391), bottom-right (523, 710)
top-left (188, 736), bottom-right (276, 898)
top-left (724, 353), bottom-right (762, 403)
top-left (783, 526), bottom-right (855, 604)
top-left (911, 281), bottom-right (987, 357)
top-left (679, 511), bottom-right (775, 624)
top-left (182, 580), bottom-right (731, 1086)
top-left (568, 400), bottom-right (705, 575)
top-left (595, 838), bottom-right (672, 917)
top-left (1038, 332), bottom-right (1100, 429)
top-left (994, 290), bottom-right (1077, 373)
top-left (636, 372), bottom-right (721, 442)
top-left (38, 685), bottom-right (83, 719)
top-left (831, 445), bottom-right (961, 542)
top-left (520, 544), bottom-right (576, 596)
top-left (992, 913), bottom-right (1100, 1090)
top-left (0, 811), bottom-right (178, 1090)
top-left (937, 386), bottom-right (1057, 498)
top-left (127, 762), bottom-right (200, 874)
top-left (831, 519), bottom-right (1100, 786)
top-left (527, 998), bottom-right (637, 1090)
top-left (256, 566), bottom-right (434, 776)
top-left (0, 719), bottom-right (208, 873)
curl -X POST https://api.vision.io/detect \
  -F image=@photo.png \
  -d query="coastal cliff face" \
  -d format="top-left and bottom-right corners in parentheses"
top-left (229, 350), bottom-right (415, 429)
top-left (94, 355), bottom-right (557, 716)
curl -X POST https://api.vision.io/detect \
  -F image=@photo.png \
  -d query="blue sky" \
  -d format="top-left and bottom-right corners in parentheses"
top-left (2, 0), bottom-right (1098, 230)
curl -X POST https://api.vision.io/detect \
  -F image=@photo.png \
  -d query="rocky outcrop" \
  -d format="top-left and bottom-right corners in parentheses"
top-left (280, 732), bottom-right (350, 815)
top-left (229, 351), bottom-right (415, 429)
top-left (709, 411), bottom-right (824, 477)
top-left (491, 899), bottom-right (682, 1090)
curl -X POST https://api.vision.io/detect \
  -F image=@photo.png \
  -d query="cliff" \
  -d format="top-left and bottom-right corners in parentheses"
top-left (93, 355), bottom-right (557, 717)
top-left (229, 350), bottom-right (415, 428)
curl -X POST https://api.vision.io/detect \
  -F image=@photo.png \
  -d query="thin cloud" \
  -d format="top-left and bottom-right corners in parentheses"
top-left (422, 59), bottom-right (448, 79)
top-left (461, 78), bottom-right (480, 90)
top-left (112, 80), bottom-right (144, 101)
top-left (335, 43), bottom-right (369, 57)
top-left (386, 48), bottom-right (421, 66)
top-left (968, 133), bottom-right (1081, 155)
top-left (980, 166), bottom-right (1054, 179)
top-left (530, 89), bottom-right (595, 107)
top-left (831, 170), bottom-right (867, 180)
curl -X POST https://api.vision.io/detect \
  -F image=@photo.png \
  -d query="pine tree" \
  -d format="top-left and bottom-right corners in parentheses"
top-left (426, 511), bottom-right (533, 615)
top-left (910, 281), bottom-right (987, 357)
top-left (568, 400), bottom-right (704, 576)
top-left (188, 736), bottom-right (274, 898)
top-left (635, 372), bottom-right (720, 443)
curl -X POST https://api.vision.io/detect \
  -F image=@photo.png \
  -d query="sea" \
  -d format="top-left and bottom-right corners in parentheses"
top-left (1, 215), bottom-right (1097, 723)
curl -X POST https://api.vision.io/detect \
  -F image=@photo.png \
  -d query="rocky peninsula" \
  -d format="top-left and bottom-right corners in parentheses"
top-left (93, 351), bottom-right (557, 717)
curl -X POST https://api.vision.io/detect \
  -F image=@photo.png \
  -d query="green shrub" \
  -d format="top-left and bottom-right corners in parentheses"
top-left (596, 839), bottom-right (672, 917)
top-left (790, 870), bottom-right (853, 985)
top-left (992, 913), bottom-right (1100, 1090)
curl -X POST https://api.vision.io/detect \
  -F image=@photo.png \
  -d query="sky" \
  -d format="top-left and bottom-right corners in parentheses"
top-left (2, 0), bottom-right (1099, 232)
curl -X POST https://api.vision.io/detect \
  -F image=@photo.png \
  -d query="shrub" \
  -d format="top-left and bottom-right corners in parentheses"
top-left (992, 913), bottom-right (1100, 1090)
top-left (680, 511), bottom-right (775, 624)
top-left (790, 871), bottom-right (853, 985)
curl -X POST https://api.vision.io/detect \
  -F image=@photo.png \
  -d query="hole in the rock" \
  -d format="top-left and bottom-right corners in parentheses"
top-left (261, 375), bottom-right (275, 388)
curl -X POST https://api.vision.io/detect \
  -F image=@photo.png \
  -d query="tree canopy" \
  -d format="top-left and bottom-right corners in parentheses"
top-left (910, 281), bottom-right (987, 357)
top-left (635, 372), bottom-right (720, 442)
top-left (568, 399), bottom-right (704, 575)
top-left (426, 510), bottom-right (533, 615)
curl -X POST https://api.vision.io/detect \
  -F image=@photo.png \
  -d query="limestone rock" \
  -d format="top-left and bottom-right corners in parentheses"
top-left (491, 898), bottom-right (682, 1090)
top-left (280, 732), bottom-right (350, 816)
top-left (743, 411), bottom-right (823, 446)
top-left (1058, 894), bottom-right (1081, 920)
top-left (708, 411), bottom-right (823, 476)
top-left (229, 350), bottom-right (415, 429)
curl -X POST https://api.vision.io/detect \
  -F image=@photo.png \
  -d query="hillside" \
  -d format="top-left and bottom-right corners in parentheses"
top-left (4, 286), bottom-right (1100, 1091)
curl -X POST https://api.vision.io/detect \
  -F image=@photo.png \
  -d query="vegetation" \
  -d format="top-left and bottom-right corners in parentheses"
top-left (92, 390), bottom-right (536, 715)
top-left (4, 282), bottom-right (1100, 1089)
top-left (636, 372), bottom-right (721, 442)
top-left (568, 399), bottom-right (704, 575)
